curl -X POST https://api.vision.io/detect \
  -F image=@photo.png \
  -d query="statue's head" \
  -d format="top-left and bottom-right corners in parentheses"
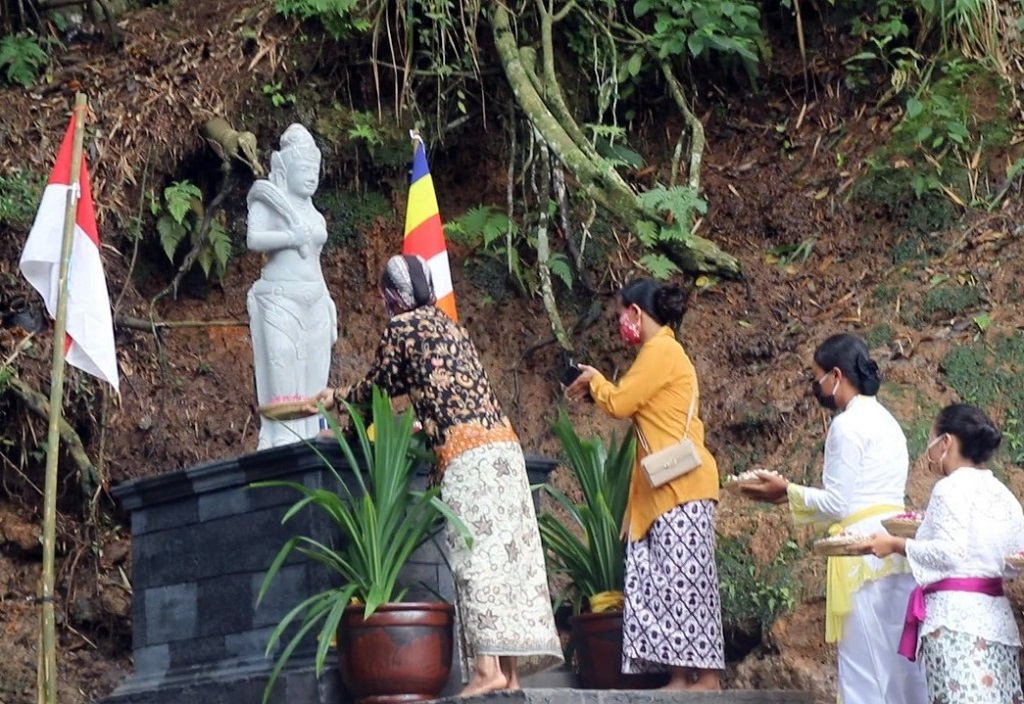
top-left (269, 124), bottom-right (321, 197)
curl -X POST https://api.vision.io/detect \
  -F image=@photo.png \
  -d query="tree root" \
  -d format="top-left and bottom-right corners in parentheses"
top-left (6, 376), bottom-right (100, 499)
top-left (115, 315), bottom-right (248, 333)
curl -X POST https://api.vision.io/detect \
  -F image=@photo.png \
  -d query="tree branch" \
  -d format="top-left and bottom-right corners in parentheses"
top-left (6, 376), bottom-right (100, 499)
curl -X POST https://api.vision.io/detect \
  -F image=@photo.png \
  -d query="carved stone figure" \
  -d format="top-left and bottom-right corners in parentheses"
top-left (246, 124), bottom-right (338, 449)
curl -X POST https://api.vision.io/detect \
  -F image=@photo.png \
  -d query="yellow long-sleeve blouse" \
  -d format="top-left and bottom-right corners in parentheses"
top-left (589, 326), bottom-right (719, 541)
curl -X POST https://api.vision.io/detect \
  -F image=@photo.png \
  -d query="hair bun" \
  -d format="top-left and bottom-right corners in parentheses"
top-left (983, 423), bottom-right (1003, 451)
top-left (854, 354), bottom-right (881, 395)
top-left (654, 285), bottom-right (686, 327)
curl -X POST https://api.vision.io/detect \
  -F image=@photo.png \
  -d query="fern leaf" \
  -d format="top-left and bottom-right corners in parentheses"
top-left (638, 254), bottom-right (681, 280)
top-left (157, 217), bottom-right (187, 262)
top-left (548, 254), bottom-right (574, 291)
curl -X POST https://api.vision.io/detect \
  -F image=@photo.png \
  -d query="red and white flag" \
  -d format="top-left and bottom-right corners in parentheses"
top-left (20, 112), bottom-right (119, 392)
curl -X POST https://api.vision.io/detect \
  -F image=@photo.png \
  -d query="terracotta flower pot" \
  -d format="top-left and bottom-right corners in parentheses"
top-left (337, 602), bottom-right (455, 704)
top-left (570, 610), bottom-right (669, 689)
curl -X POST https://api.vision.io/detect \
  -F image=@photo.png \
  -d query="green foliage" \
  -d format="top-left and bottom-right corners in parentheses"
top-left (319, 188), bottom-right (391, 251)
top-left (273, 0), bottom-right (370, 39)
top-left (636, 185), bottom-right (708, 246)
top-left (254, 387), bottom-right (471, 703)
top-left (539, 407), bottom-right (636, 613)
top-left (445, 204), bottom-right (546, 297)
top-left (921, 282), bottom-right (982, 318)
top-left (0, 34), bottom-right (50, 87)
top-left (634, 0), bottom-right (764, 63)
top-left (717, 533), bottom-right (800, 635)
top-left (766, 238), bottom-right (816, 267)
top-left (941, 332), bottom-right (1024, 424)
top-left (858, 57), bottom-right (1011, 229)
top-left (348, 110), bottom-right (384, 153)
top-left (0, 168), bottom-right (46, 229)
top-left (638, 254), bottom-right (681, 280)
top-left (445, 204), bottom-right (512, 251)
top-left (261, 81), bottom-right (297, 108)
top-left (863, 323), bottom-right (894, 350)
top-left (941, 331), bottom-right (1024, 467)
top-left (153, 180), bottom-right (233, 279)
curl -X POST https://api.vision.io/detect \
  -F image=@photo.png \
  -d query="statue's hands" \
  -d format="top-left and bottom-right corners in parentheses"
top-left (295, 224), bottom-right (313, 259)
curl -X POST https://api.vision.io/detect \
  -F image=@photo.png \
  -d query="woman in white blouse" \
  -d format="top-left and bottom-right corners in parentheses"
top-left (868, 403), bottom-right (1024, 704)
top-left (743, 334), bottom-right (927, 704)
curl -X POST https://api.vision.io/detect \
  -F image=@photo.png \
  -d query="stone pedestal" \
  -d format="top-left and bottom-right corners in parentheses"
top-left (100, 437), bottom-right (557, 704)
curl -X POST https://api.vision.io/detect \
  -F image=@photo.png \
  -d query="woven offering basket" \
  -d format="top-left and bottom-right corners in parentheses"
top-left (257, 399), bottom-right (317, 421)
top-left (813, 536), bottom-right (872, 557)
top-left (881, 517), bottom-right (922, 539)
top-left (1006, 554), bottom-right (1024, 570)
top-left (721, 479), bottom-right (767, 495)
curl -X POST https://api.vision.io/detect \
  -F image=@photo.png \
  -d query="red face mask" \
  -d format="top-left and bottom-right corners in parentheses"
top-left (618, 308), bottom-right (642, 347)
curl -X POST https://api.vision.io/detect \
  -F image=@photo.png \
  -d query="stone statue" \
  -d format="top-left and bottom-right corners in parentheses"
top-left (246, 124), bottom-right (338, 450)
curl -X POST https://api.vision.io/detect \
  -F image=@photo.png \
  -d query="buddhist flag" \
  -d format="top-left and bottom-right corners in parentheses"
top-left (20, 111), bottom-right (120, 391)
top-left (403, 133), bottom-right (457, 321)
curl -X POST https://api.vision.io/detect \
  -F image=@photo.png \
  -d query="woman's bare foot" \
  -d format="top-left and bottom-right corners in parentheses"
top-left (659, 666), bottom-right (695, 690)
top-left (499, 656), bottom-right (520, 691)
top-left (459, 655), bottom-right (508, 697)
top-left (688, 669), bottom-right (721, 691)
top-left (459, 673), bottom-right (508, 697)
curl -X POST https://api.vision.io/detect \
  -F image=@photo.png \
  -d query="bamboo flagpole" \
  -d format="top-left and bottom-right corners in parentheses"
top-left (36, 92), bottom-right (89, 704)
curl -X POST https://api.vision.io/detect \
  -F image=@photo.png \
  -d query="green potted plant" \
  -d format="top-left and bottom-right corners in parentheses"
top-left (254, 386), bottom-right (471, 704)
top-left (539, 408), bottom-right (666, 689)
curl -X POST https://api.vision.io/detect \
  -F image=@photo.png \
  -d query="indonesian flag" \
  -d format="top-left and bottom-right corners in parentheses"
top-left (403, 134), bottom-right (458, 321)
top-left (20, 112), bottom-right (120, 392)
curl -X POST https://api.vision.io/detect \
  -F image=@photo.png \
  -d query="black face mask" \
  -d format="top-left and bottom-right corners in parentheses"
top-left (812, 372), bottom-right (838, 411)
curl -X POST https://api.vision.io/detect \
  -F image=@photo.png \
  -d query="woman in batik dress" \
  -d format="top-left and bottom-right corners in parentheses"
top-left (565, 278), bottom-right (724, 691)
top-left (314, 254), bottom-right (562, 696)
top-left (743, 333), bottom-right (927, 704)
top-left (868, 403), bottom-right (1024, 704)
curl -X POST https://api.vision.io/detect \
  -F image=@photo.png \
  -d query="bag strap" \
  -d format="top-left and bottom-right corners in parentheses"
top-left (635, 391), bottom-right (697, 453)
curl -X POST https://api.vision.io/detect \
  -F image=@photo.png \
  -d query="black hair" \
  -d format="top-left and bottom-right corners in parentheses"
top-left (619, 278), bottom-right (686, 327)
top-left (934, 403), bottom-right (1002, 465)
top-left (813, 333), bottom-right (881, 396)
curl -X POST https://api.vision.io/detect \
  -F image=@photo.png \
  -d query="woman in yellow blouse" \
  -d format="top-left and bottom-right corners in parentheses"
top-left (566, 278), bottom-right (722, 691)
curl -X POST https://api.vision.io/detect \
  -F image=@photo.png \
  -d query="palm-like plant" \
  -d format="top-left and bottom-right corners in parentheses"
top-left (539, 407), bottom-right (635, 613)
top-left (254, 386), bottom-right (470, 702)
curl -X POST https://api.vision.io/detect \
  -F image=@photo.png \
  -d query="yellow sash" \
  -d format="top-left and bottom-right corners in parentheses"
top-left (825, 503), bottom-right (903, 643)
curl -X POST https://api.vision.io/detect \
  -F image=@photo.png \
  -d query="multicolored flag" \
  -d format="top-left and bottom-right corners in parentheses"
top-left (20, 112), bottom-right (120, 391)
top-left (403, 133), bottom-right (458, 321)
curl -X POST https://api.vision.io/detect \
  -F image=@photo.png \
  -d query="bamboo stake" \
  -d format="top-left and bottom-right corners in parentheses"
top-left (38, 91), bottom-right (89, 704)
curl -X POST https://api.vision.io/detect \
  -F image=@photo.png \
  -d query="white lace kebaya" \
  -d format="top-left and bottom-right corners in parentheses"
top-left (905, 467), bottom-right (1024, 649)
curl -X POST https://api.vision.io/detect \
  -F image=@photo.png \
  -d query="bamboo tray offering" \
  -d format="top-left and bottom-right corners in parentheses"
top-left (882, 511), bottom-right (925, 539)
top-left (813, 533), bottom-right (873, 557)
top-left (1006, 552), bottom-right (1024, 570)
top-left (257, 395), bottom-right (317, 421)
top-left (722, 469), bottom-right (781, 494)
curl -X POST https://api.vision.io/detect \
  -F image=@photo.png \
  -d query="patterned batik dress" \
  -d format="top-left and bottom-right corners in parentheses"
top-left (345, 304), bottom-right (563, 678)
top-left (621, 499), bottom-right (725, 673)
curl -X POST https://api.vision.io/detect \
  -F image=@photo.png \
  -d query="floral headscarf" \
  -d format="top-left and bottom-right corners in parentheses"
top-left (380, 254), bottom-right (437, 314)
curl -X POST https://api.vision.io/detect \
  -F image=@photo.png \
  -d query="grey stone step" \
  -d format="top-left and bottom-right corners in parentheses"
top-left (434, 690), bottom-right (815, 704)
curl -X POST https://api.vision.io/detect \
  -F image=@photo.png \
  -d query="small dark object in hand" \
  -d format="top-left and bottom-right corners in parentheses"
top-left (560, 364), bottom-right (583, 387)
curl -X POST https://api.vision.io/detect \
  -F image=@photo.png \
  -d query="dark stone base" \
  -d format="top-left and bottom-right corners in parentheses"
top-left (100, 437), bottom-right (559, 704)
top-left (99, 657), bottom-right (341, 704)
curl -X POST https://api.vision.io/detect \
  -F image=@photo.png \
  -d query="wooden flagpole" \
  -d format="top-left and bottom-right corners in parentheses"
top-left (37, 91), bottom-right (89, 704)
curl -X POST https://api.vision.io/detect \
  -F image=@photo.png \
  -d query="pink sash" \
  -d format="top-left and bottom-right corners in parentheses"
top-left (898, 576), bottom-right (1004, 661)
